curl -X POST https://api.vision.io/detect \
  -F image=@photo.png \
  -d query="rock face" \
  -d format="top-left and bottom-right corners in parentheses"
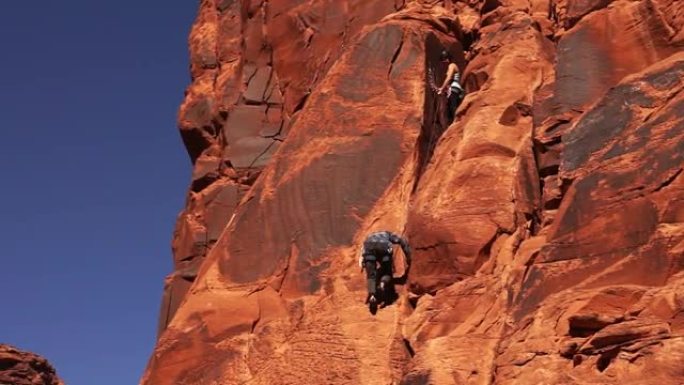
top-left (0, 345), bottom-right (64, 385)
top-left (145, 0), bottom-right (684, 384)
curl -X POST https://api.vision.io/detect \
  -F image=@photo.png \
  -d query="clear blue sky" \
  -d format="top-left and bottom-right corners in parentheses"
top-left (0, 1), bottom-right (196, 384)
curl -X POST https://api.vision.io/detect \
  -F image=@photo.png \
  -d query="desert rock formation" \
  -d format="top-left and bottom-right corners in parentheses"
top-left (145, 0), bottom-right (684, 384)
top-left (0, 345), bottom-right (64, 385)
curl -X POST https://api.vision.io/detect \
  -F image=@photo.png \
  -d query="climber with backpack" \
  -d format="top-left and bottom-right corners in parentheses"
top-left (358, 230), bottom-right (411, 308)
top-left (436, 50), bottom-right (465, 122)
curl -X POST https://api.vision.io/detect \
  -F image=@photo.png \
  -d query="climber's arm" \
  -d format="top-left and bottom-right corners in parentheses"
top-left (389, 233), bottom-right (411, 266)
top-left (358, 246), bottom-right (365, 268)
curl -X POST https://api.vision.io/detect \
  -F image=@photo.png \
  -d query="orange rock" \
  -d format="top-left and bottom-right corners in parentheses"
top-left (0, 345), bottom-right (64, 385)
top-left (145, 0), bottom-right (684, 384)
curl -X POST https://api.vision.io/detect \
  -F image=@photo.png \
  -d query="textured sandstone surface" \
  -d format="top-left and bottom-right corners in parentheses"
top-left (0, 345), bottom-right (64, 385)
top-left (146, 0), bottom-right (684, 384)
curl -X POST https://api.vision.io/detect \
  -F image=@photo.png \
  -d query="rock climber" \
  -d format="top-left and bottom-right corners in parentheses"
top-left (358, 230), bottom-right (411, 306)
top-left (436, 50), bottom-right (465, 122)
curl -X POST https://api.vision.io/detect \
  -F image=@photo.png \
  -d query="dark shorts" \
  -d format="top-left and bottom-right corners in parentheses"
top-left (363, 253), bottom-right (393, 295)
top-left (448, 87), bottom-right (465, 120)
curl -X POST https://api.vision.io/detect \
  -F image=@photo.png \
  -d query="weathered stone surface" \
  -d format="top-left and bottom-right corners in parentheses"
top-left (0, 345), bottom-right (64, 385)
top-left (160, 0), bottom-right (407, 332)
top-left (146, 0), bottom-right (684, 384)
top-left (519, 53), bottom-right (684, 313)
top-left (505, 53), bottom-right (684, 384)
top-left (407, 9), bottom-right (553, 295)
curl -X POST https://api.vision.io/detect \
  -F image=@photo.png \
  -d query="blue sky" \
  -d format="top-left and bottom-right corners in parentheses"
top-left (0, 1), bottom-right (196, 383)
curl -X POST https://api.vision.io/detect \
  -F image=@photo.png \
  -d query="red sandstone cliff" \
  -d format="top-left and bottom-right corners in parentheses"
top-left (0, 345), bottom-right (64, 385)
top-left (145, 0), bottom-right (684, 384)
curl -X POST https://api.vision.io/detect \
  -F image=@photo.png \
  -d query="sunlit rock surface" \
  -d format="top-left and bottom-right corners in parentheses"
top-left (145, 0), bottom-right (684, 384)
top-left (0, 345), bottom-right (64, 385)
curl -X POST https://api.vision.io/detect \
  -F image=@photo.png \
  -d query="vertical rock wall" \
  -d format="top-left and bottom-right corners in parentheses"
top-left (146, 0), bottom-right (684, 384)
